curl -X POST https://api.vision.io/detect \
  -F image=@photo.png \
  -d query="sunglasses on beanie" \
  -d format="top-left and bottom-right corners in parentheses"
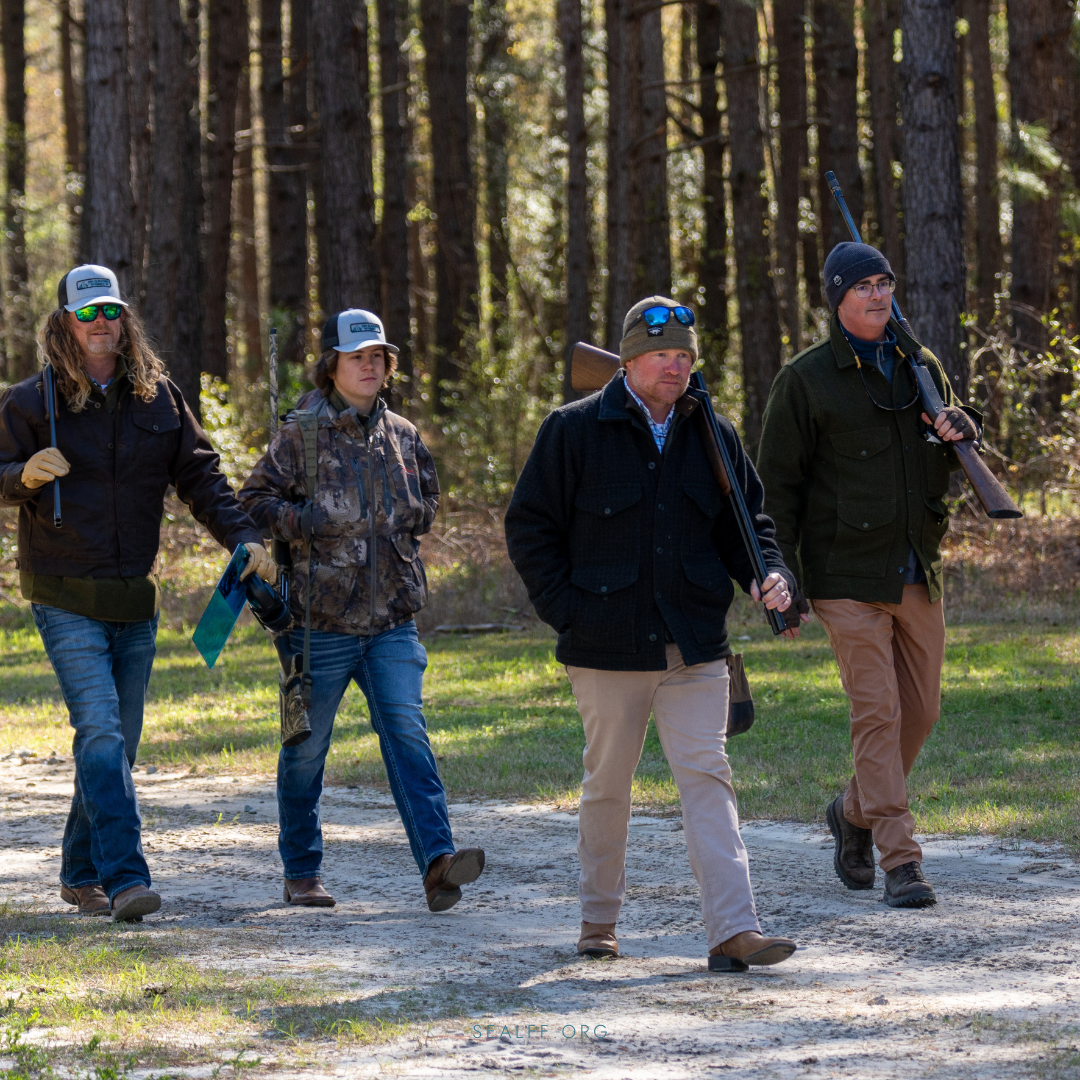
top-left (628, 305), bottom-right (696, 331)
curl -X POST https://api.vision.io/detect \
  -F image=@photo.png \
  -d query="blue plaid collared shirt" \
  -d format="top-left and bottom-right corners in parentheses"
top-left (625, 381), bottom-right (675, 452)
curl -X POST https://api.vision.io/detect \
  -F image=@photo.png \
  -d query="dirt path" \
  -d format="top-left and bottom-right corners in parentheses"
top-left (2, 756), bottom-right (1079, 1078)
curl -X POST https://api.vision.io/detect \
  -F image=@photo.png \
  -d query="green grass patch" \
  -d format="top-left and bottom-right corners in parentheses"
top-left (3, 620), bottom-right (1078, 849)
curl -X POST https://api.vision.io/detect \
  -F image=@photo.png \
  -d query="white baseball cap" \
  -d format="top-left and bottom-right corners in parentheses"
top-left (321, 309), bottom-right (399, 355)
top-left (57, 264), bottom-right (128, 312)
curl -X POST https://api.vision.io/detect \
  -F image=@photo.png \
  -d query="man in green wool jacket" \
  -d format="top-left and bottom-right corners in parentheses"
top-left (757, 242), bottom-right (981, 910)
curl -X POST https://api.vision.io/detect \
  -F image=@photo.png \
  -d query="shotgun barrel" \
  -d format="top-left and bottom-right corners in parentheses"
top-left (824, 170), bottom-right (1022, 520)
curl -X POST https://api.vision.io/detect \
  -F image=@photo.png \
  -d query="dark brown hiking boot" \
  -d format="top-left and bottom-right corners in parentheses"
top-left (111, 884), bottom-right (161, 922)
top-left (60, 883), bottom-right (110, 916)
top-left (708, 931), bottom-right (797, 972)
top-left (826, 793), bottom-right (875, 890)
top-left (424, 848), bottom-right (485, 912)
top-left (577, 922), bottom-right (618, 959)
top-left (283, 878), bottom-right (336, 907)
top-left (884, 862), bottom-right (936, 908)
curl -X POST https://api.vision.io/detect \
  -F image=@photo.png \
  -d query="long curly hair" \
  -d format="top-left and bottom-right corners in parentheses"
top-left (38, 307), bottom-right (164, 412)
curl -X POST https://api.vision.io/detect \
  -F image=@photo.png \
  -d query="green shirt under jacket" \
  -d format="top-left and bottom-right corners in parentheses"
top-left (757, 314), bottom-right (977, 605)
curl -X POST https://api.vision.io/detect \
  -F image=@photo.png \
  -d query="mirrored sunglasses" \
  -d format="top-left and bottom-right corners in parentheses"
top-left (632, 305), bottom-right (696, 330)
top-left (74, 303), bottom-right (123, 322)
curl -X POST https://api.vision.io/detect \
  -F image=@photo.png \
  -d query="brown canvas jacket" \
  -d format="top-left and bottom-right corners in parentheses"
top-left (239, 395), bottom-right (439, 636)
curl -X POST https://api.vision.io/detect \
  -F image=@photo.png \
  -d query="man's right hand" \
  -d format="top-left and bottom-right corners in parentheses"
top-left (21, 447), bottom-right (70, 489)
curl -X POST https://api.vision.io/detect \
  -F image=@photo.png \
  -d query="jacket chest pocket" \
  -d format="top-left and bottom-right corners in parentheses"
top-left (827, 427), bottom-right (896, 579)
top-left (572, 483), bottom-right (642, 562)
top-left (130, 409), bottom-right (181, 445)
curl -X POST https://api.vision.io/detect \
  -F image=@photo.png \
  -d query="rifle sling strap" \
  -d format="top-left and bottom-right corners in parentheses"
top-left (295, 410), bottom-right (318, 705)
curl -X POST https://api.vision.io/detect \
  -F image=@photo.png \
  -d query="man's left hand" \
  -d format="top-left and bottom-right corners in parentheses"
top-left (750, 572), bottom-right (811, 639)
top-left (239, 542), bottom-right (277, 585)
top-left (922, 407), bottom-right (977, 443)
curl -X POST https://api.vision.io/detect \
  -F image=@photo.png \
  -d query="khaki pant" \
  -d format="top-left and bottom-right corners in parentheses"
top-left (812, 584), bottom-right (944, 871)
top-left (566, 645), bottom-right (760, 950)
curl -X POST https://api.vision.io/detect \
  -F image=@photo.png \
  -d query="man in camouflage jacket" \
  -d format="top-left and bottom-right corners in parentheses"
top-left (241, 309), bottom-right (485, 912)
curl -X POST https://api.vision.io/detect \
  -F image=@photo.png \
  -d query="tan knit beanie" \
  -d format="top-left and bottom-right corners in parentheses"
top-left (619, 296), bottom-right (699, 364)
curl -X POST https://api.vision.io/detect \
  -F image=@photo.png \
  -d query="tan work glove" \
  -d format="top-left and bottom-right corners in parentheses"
top-left (239, 542), bottom-right (278, 586)
top-left (21, 447), bottom-right (70, 489)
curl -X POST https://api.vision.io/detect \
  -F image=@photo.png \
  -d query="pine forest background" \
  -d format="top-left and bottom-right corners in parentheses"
top-left (0, 0), bottom-right (1078, 519)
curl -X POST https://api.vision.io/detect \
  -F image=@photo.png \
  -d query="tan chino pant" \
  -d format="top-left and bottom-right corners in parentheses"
top-left (566, 645), bottom-right (761, 950)
top-left (812, 584), bottom-right (945, 871)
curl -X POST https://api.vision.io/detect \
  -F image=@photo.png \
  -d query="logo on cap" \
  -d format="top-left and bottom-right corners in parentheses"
top-left (78, 278), bottom-right (112, 291)
top-left (350, 322), bottom-right (380, 334)
top-left (833, 275), bottom-right (843, 286)
top-left (647, 326), bottom-right (664, 336)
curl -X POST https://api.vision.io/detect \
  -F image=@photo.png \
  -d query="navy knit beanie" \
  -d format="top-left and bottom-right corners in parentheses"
top-left (823, 242), bottom-right (894, 311)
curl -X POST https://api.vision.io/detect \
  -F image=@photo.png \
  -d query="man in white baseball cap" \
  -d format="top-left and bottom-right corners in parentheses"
top-left (321, 308), bottom-right (400, 356)
top-left (57, 264), bottom-right (129, 311)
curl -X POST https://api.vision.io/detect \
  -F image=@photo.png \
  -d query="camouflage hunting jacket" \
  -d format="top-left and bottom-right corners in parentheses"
top-left (239, 395), bottom-right (439, 636)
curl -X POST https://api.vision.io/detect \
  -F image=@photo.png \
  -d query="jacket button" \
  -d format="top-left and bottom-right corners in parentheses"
top-left (898, 567), bottom-right (905, 573)
top-left (862, 523), bottom-right (869, 529)
top-left (108, 443), bottom-right (114, 449)
top-left (649, 634), bottom-right (657, 642)
top-left (648, 462), bottom-right (656, 470)
top-left (860, 450), bottom-right (867, 457)
top-left (152, 424), bottom-right (159, 431)
top-left (600, 586), bottom-right (607, 593)
top-left (656, 546), bottom-right (663, 554)
top-left (655, 591), bottom-right (661, 599)
top-left (657, 503), bottom-right (663, 511)
top-left (604, 508), bottom-right (611, 515)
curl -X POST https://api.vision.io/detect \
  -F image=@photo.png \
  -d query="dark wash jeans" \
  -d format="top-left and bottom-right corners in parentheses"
top-left (31, 604), bottom-right (157, 899)
top-left (278, 620), bottom-right (454, 879)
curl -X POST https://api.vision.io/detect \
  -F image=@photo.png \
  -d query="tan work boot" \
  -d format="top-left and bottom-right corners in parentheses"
top-left (111, 884), bottom-right (161, 922)
top-left (577, 921), bottom-right (619, 959)
top-left (283, 877), bottom-right (336, 907)
top-left (60, 883), bottom-right (110, 917)
top-left (423, 848), bottom-right (486, 912)
top-left (708, 930), bottom-right (796, 972)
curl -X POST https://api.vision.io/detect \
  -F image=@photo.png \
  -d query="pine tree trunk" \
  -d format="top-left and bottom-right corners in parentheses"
top-left (816, 0), bottom-right (862, 249)
top-left (774, 0), bottom-right (804, 352)
top-left (480, 0), bottom-right (511, 352)
top-left (695, 0), bottom-right (727, 367)
top-left (604, 0), bottom-right (633, 349)
top-left (128, 0), bottom-right (152, 306)
top-left (3, 0), bottom-right (33, 380)
top-left (559, 0), bottom-right (589, 402)
top-left (202, 0), bottom-right (246, 380)
top-left (59, 0), bottom-right (84, 254)
top-left (865, 0), bottom-right (905, 299)
top-left (899, 0), bottom-right (966, 397)
top-left (966, 0), bottom-right (999, 321)
top-left (721, 0), bottom-right (782, 451)
top-left (634, 7), bottom-right (670, 297)
top-left (85, 0), bottom-right (133, 286)
top-left (145, 0), bottom-right (203, 412)
top-left (235, 64), bottom-right (263, 383)
top-left (377, 0), bottom-right (412, 398)
top-left (420, 0), bottom-right (478, 408)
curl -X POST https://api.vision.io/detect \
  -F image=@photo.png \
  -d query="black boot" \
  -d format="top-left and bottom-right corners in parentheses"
top-left (825, 793), bottom-right (875, 890)
top-left (884, 862), bottom-right (936, 908)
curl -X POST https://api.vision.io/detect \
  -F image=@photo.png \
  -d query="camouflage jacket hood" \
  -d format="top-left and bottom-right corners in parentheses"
top-left (239, 394), bottom-right (440, 636)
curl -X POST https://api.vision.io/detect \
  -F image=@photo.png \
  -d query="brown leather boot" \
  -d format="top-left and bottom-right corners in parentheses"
top-left (60, 884), bottom-right (110, 916)
top-left (423, 848), bottom-right (485, 912)
top-left (708, 931), bottom-right (797, 972)
top-left (577, 922), bottom-right (618, 959)
top-left (826, 793), bottom-right (876, 890)
top-left (283, 878), bottom-right (336, 907)
top-left (110, 884), bottom-right (161, 922)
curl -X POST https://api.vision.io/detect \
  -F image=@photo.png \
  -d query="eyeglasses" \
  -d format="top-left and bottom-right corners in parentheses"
top-left (73, 303), bottom-right (123, 322)
top-left (851, 280), bottom-right (896, 300)
top-left (630, 305), bottom-right (696, 330)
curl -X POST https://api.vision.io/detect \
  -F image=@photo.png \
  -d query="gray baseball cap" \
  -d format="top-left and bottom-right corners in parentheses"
top-left (57, 264), bottom-right (128, 311)
top-left (321, 309), bottom-right (399, 355)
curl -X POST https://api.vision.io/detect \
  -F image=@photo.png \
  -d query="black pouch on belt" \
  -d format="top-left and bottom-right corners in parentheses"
top-left (725, 653), bottom-right (754, 737)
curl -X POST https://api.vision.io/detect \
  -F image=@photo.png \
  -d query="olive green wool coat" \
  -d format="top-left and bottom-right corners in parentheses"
top-left (757, 314), bottom-right (976, 605)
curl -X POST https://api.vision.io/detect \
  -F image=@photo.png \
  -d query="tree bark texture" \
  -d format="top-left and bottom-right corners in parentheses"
top-left (865, 0), bottom-right (905, 299)
top-left (815, 0), bottom-right (862, 250)
top-left (559, 0), bottom-right (589, 401)
top-left (479, 0), bottom-right (512, 352)
top-left (899, 0), bottom-right (967, 397)
top-left (85, 0), bottom-right (133, 287)
top-left (128, 0), bottom-right (152, 306)
top-left (1006, 0), bottom-right (1075, 351)
top-left (605, 0), bottom-right (632, 349)
top-left (377, 0), bottom-right (413, 395)
top-left (966, 0), bottom-right (1000, 320)
top-left (235, 65), bottom-right (263, 382)
top-left (774, 0), bottom-right (805, 351)
top-left (202, 0), bottom-right (246, 379)
top-left (262, 0), bottom-right (310, 364)
top-left (420, 0), bottom-right (479, 407)
top-left (59, 0), bottom-right (84, 253)
top-left (145, 0), bottom-right (203, 410)
top-left (721, 0), bottom-right (782, 451)
top-left (695, 0), bottom-right (727, 367)
top-left (3, 0), bottom-right (33, 380)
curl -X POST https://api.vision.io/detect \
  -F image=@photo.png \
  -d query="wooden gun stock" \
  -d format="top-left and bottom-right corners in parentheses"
top-left (570, 341), bottom-right (622, 393)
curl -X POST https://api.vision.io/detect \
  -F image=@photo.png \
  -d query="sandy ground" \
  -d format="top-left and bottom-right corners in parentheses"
top-left (2, 754), bottom-right (1079, 1079)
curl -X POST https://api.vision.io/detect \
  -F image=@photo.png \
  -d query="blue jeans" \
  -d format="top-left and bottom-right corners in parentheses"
top-left (279, 620), bottom-right (454, 879)
top-left (31, 604), bottom-right (158, 899)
